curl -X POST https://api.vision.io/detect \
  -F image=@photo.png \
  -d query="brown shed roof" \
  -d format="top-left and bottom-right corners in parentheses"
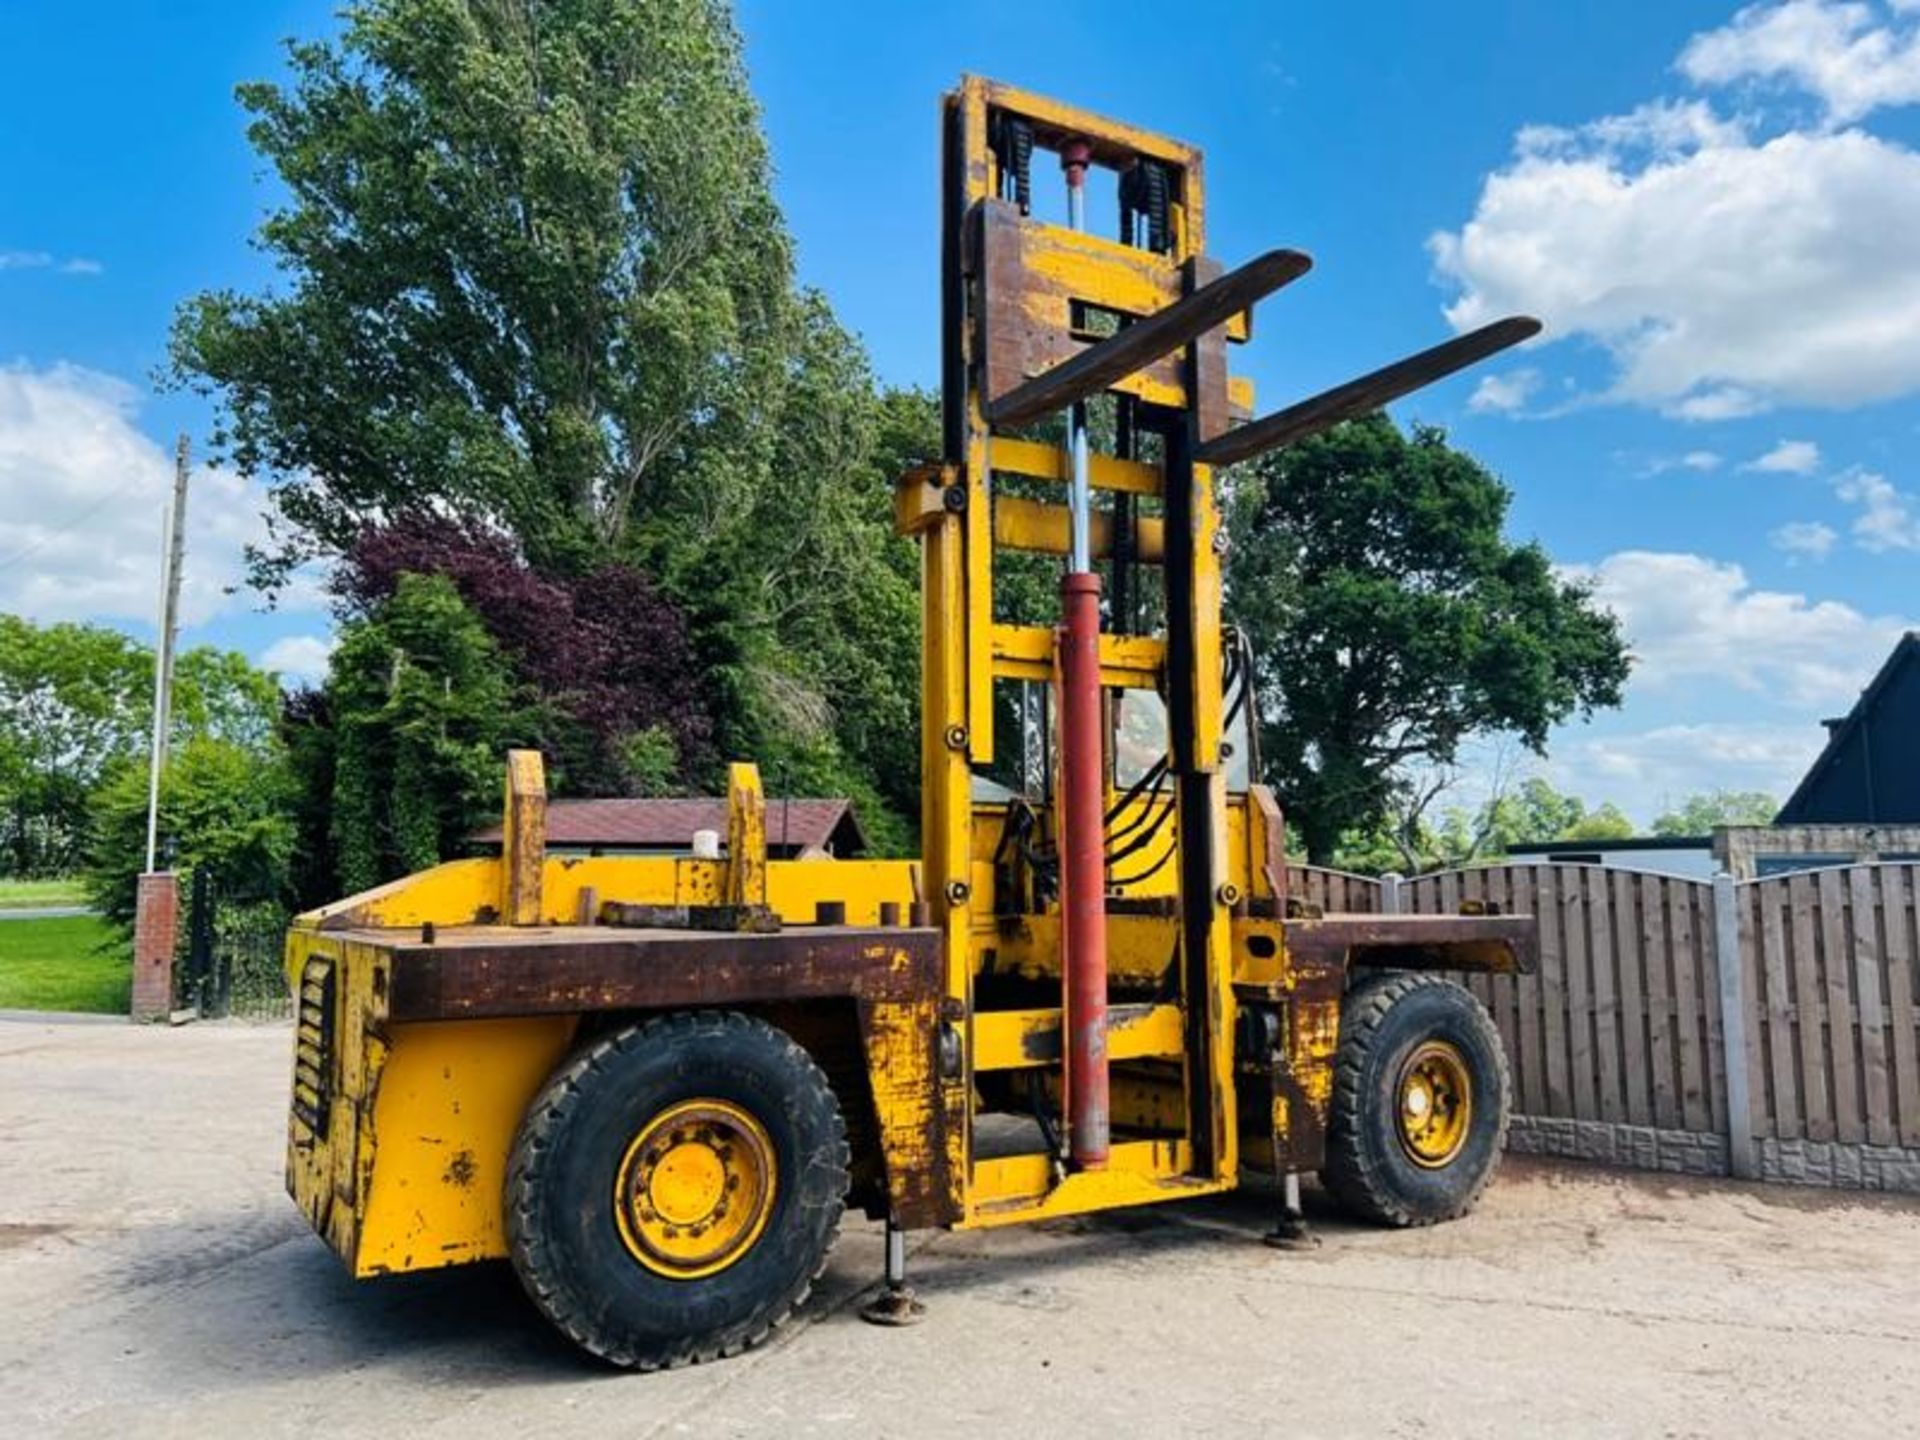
top-left (470, 796), bottom-right (864, 855)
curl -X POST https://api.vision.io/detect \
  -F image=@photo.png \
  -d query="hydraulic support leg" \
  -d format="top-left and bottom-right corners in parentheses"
top-left (860, 1218), bottom-right (927, 1326)
top-left (1057, 137), bottom-right (1110, 1172)
top-left (1264, 1171), bottom-right (1320, 1251)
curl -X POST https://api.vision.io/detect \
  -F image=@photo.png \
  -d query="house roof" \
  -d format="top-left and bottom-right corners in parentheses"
top-left (1777, 632), bottom-right (1920, 825)
top-left (471, 796), bottom-right (865, 853)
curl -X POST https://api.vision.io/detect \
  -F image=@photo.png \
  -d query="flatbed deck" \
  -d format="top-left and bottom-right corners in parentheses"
top-left (1280, 911), bottom-right (1539, 973)
top-left (301, 922), bottom-right (944, 1022)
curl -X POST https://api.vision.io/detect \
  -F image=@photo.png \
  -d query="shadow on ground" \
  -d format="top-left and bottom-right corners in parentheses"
top-left (72, 1155), bottom-right (1920, 1412)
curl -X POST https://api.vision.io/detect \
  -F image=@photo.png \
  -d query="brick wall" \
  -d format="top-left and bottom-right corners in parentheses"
top-left (131, 872), bottom-right (179, 1021)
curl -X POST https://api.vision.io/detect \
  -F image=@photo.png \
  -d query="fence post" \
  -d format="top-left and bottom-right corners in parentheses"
top-left (1380, 872), bottom-right (1403, 915)
top-left (1712, 871), bottom-right (1758, 1180)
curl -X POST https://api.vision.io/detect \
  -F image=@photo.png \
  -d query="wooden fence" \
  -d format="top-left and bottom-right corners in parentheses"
top-left (1283, 863), bottom-right (1381, 915)
top-left (1404, 864), bottom-right (1727, 1136)
top-left (1734, 865), bottom-right (1920, 1148)
top-left (1288, 860), bottom-right (1920, 1189)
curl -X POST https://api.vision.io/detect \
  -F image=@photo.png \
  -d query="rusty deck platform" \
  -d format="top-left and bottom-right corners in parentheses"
top-left (307, 923), bottom-right (945, 1022)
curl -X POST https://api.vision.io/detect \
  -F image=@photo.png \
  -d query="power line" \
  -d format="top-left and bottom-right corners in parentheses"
top-left (0, 474), bottom-right (153, 572)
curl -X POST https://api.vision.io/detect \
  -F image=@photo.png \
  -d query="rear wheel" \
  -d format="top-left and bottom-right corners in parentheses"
top-left (506, 1010), bottom-right (848, 1369)
top-left (1320, 973), bottom-right (1509, 1227)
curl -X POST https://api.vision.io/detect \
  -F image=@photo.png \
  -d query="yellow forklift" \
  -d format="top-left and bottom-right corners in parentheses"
top-left (284, 77), bottom-right (1540, 1369)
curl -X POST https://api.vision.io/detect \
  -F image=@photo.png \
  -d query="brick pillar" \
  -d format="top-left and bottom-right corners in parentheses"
top-left (131, 871), bottom-right (180, 1021)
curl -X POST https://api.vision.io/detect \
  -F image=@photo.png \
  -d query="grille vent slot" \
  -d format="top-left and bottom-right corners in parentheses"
top-left (292, 956), bottom-right (336, 1133)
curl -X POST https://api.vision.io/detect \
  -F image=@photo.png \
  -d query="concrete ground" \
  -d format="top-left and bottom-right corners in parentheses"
top-left (4, 1016), bottom-right (1918, 1439)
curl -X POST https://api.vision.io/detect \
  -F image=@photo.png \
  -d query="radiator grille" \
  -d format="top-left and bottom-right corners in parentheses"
top-left (292, 956), bottom-right (335, 1133)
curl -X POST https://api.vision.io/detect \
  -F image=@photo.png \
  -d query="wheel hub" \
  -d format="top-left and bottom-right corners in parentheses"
top-left (614, 1099), bottom-right (776, 1279)
top-left (1395, 1040), bottom-right (1472, 1169)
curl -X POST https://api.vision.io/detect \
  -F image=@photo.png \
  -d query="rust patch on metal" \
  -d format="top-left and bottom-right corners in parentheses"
top-left (444, 1150), bottom-right (477, 1189)
top-left (1249, 784), bottom-right (1288, 916)
top-left (1237, 944), bottom-right (1345, 1173)
top-left (598, 901), bottom-right (780, 933)
top-left (1283, 913), bottom-right (1538, 975)
top-left (857, 996), bottom-right (961, 1230)
top-left (985, 247), bottom-right (1307, 427)
top-left (366, 924), bottom-right (943, 1022)
top-left (975, 200), bottom-right (1211, 419)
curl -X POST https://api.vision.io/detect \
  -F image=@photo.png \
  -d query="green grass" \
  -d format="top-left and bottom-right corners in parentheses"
top-left (0, 877), bottom-right (89, 910)
top-left (0, 914), bottom-right (129, 1013)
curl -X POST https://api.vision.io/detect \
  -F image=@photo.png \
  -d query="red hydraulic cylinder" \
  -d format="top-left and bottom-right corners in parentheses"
top-left (1059, 568), bottom-right (1110, 1170)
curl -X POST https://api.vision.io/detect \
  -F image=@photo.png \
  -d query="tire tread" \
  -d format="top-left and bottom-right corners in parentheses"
top-left (1320, 972), bottom-right (1511, 1228)
top-left (505, 1009), bottom-right (848, 1371)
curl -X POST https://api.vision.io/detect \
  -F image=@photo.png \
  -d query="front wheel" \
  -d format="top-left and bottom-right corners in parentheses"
top-left (506, 1010), bottom-right (849, 1369)
top-left (1320, 973), bottom-right (1510, 1227)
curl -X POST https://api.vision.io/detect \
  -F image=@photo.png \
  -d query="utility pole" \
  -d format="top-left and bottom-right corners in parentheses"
top-left (142, 435), bottom-right (191, 873)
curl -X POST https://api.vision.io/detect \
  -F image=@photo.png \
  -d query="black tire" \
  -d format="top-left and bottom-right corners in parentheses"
top-left (506, 1010), bottom-right (848, 1369)
top-left (1320, 972), bottom-right (1510, 1227)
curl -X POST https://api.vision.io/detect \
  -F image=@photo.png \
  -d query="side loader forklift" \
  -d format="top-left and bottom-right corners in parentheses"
top-left (284, 77), bottom-right (1540, 1369)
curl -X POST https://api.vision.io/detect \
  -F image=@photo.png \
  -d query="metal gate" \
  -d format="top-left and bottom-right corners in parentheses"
top-left (180, 868), bottom-right (292, 1020)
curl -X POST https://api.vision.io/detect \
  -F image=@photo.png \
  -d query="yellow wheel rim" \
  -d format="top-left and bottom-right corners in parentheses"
top-left (613, 1099), bottom-right (776, 1279)
top-left (1396, 1040), bottom-right (1472, 1169)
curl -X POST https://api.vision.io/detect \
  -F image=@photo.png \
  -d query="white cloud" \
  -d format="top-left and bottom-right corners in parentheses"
top-left (0, 363), bottom-right (313, 627)
top-left (0, 249), bottom-right (102, 276)
top-left (1745, 438), bottom-right (1823, 473)
top-left (1679, 1), bottom-right (1920, 124)
top-left (1641, 449), bottom-right (1725, 476)
top-left (1833, 465), bottom-right (1920, 547)
top-left (259, 633), bottom-right (335, 685)
top-left (1771, 518), bottom-right (1840, 559)
top-left (1667, 386), bottom-right (1773, 422)
top-left (1433, 15), bottom-right (1920, 417)
top-left (1555, 722), bottom-right (1821, 823)
top-left (1513, 98), bottom-right (1750, 161)
top-left (1467, 368), bottom-right (1541, 414)
top-left (1562, 549), bottom-right (1915, 706)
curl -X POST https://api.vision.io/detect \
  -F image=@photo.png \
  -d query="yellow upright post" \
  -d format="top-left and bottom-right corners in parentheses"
top-left (500, 749), bottom-right (546, 926)
top-left (725, 762), bottom-right (768, 908)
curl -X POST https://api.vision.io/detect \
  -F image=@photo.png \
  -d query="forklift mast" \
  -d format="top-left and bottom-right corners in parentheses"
top-left (924, 79), bottom-right (1243, 1184)
top-left (898, 75), bottom-right (1537, 1221)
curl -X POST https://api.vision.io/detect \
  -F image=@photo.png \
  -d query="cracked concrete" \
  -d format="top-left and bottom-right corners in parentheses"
top-left (4, 1015), bottom-right (1919, 1438)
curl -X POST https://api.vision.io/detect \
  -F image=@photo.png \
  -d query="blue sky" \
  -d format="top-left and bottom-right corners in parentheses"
top-left (4, 1), bottom-right (1919, 823)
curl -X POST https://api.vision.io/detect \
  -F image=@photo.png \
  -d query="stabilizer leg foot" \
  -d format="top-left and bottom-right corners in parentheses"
top-left (859, 1220), bottom-right (927, 1327)
top-left (1263, 1171), bottom-right (1321, 1251)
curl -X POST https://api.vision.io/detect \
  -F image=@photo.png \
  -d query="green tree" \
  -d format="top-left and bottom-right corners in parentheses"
top-left (1652, 789), bottom-right (1779, 836)
top-left (171, 647), bottom-right (283, 752)
top-left (169, 0), bottom-right (931, 852)
top-left (1559, 803), bottom-right (1635, 842)
top-left (0, 616), bottom-right (281, 876)
top-left (687, 319), bottom-right (931, 850)
top-left (1226, 415), bottom-right (1631, 863)
top-left (171, 0), bottom-right (793, 582)
top-left (280, 688), bottom-right (339, 910)
top-left (326, 573), bottom-right (524, 891)
top-left (84, 736), bottom-right (297, 929)
top-left (1484, 778), bottom-right (1586, 849)
top-left (1475, 777), bottom-right (1635, 852)
top-left (0, 617), bottom-right (147, 875)
top-left (1334, 776), bottom-right (1637, 874)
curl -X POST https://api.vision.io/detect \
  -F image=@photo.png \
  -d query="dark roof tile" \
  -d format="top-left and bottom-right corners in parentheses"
top-left (472, 796), bottom-right (860, 851)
